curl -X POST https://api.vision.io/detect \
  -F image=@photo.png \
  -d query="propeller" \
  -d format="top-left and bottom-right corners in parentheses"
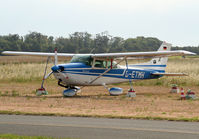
top-left (36, 47), bottom-right (69, 96)
top-left (41, 56), bottom-right (50, 88)
top-left (44, 47), bottom-right (66, 79)
top-left (42, 47), bottom-right (58, 85)
top-left (36, 56), bottom-right (50, 96)
top-left (43, 48), bottom-right (58, 79)
top-left (44, 71), bottom-right (53, 80)
top-left (36, 48), bottom-right (60, 96)
top-left (54, 47), bottom-right (58, 65)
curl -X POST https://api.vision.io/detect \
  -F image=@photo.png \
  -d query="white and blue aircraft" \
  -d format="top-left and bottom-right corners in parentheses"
top-left (2, 42), bottom-right (195, 96)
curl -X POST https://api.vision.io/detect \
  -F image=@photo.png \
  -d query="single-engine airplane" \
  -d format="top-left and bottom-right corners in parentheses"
top-left (2, 42), bottom-right (195, 96)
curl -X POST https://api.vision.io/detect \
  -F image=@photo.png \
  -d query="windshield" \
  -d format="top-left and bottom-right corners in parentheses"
top-left (70, 55), bottom-right (93, 66)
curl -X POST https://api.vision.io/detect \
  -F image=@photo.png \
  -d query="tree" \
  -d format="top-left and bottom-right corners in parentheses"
top-left (23, 32), bottom-right (49, 52)
top-left (0, 32), bottom-right (198, 55)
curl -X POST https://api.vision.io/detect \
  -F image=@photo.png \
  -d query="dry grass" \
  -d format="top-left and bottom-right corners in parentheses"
top-left (0, 82), bottom-right (199, 121)
top-left (0, 63), bottom-right (54, 82)
top-left (0, 56), bottom-right (68, 64)
top-left (0, 56), bottom-right (199, 86)
top-left (0, 134), bottom-right (72, 139)
top-left (166, 57), bottom-right (199, 86)
top-left (0, 56), bottom-right (68, 82)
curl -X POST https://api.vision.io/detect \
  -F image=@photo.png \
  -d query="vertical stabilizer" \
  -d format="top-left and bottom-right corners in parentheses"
top-left (130, 42), bottom-right (172, 72)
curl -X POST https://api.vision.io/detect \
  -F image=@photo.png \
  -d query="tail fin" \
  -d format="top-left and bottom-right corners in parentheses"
top-left (130, 42), bottom-right (172, 72)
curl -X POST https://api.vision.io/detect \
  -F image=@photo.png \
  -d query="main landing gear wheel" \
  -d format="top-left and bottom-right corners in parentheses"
top-left (63, 87), bottom-right (81, 97)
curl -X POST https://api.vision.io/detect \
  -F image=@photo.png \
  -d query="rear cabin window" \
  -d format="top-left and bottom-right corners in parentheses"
top-left (106, 61), bottom-right (117, 69)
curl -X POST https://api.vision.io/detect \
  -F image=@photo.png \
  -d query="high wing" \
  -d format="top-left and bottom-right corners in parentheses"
top-left (2, 50), bottom-right (195, 59)
top-left (2, 51), bottom-right (86, 57)
top-left (92, 50), bottom-right (195, 59)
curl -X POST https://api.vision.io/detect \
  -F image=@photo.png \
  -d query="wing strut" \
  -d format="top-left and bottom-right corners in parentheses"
top-left (125, 58), bottom-right (133, 90)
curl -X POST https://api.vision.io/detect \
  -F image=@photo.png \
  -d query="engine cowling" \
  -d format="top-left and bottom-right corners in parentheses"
top-left (109, 87), bottom-right (123, 96)
top-left (63, 89), bottom-right (77, 97)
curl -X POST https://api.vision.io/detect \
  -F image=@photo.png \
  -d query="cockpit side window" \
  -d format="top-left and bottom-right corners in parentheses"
top-left (94, 60), bottom-right (118, 69)
top-left (94, 60), bottom-right (106, 68)
top-left (70, 55), bottom-right (119, 69)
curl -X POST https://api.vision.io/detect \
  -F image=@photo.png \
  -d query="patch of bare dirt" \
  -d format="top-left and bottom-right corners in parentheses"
top-left (0, 82), bottom-right (199, 119)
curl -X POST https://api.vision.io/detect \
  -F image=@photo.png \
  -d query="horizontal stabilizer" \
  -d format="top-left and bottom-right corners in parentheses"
top-left (152, 72), bottom-right (188, 76)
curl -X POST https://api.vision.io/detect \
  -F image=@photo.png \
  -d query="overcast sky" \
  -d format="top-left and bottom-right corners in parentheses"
top-left (0, 0), bottom-right (198, 46)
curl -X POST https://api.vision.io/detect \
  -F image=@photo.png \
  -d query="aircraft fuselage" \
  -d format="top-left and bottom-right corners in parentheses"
top-left (52, 63), bottom-right (162, 86)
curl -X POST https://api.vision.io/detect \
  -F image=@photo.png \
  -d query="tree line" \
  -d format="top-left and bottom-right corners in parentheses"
top-left (0, 32), bottom-right (198, 55)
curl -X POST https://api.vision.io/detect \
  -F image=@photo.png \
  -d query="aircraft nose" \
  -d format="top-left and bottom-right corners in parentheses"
top-left (51, 65), bottom-right (65, 72)
top-left (51, 65), bottom-right (60, 72)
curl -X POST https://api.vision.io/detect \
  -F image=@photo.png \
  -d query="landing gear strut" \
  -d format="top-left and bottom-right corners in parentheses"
top-left (125, 58), bottom-right (136, 98)
top-left (58, 80), bottom-right (78, 89)
top-left (58, 80), bottom-right (69, 88)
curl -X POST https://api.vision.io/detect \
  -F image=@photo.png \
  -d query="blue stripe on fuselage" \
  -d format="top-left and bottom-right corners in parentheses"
top-left (129, 65), bottom-right (166, 67)
top-left (57, 63), bottom-right (164, 80)
top-left (65, 69), bottom-right (124, 75)
top-left (64, 69), bottom-right (164, 79)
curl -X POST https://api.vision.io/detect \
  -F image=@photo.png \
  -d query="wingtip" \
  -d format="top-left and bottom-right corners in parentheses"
top-left (178, 50), bottom-right (197, 55)
top-left (185, 51), bottom-right (197, 55)
top-left (1, 51), bottom-right (9, 55)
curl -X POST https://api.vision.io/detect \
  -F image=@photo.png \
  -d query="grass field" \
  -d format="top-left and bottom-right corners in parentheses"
top-left (0, 56), bottom-right (199, 121)
top-left (1, 56), bottom-right (199, 86)
top-left (0, 134), bottom-right (73, 139)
